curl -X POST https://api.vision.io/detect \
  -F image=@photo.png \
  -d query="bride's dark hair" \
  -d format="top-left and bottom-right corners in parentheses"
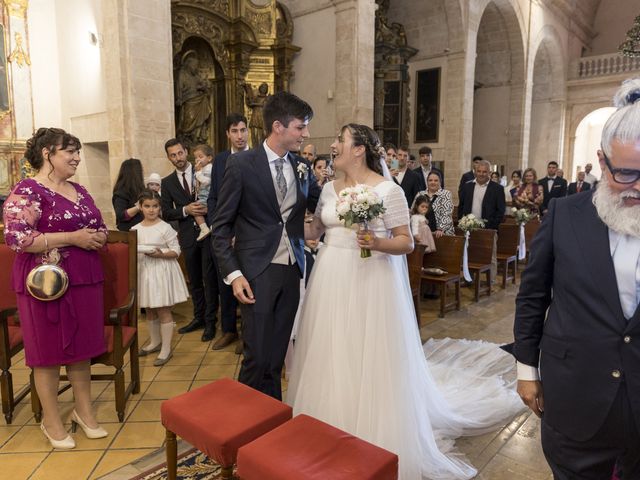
top-left (342, 124), bottom-right (384, 175)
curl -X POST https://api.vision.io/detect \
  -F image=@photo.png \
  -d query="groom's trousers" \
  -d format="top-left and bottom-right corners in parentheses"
top-left (541, 383), bottom-right (640, 479)
top-left (238, 263), bottom-right (300, 400)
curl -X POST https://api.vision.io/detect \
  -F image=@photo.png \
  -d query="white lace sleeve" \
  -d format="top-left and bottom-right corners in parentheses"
top-left (382, 183), bottom-right (410, 230)
top-left (313, 183), bottom-right (329, 219)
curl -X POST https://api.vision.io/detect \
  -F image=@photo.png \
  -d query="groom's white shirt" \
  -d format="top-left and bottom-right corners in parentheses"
top-left (517, 228), bottom-right (640, 381)
top-left (223, 141), bottom-right (295, 285)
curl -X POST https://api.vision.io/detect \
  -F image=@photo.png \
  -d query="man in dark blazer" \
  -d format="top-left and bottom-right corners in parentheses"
top-left (161, 139), bottom-right (218, 341)
top-left (539, 160), bottom-right (567, 213)
top-left (567, 171), bottom-right (591, 195)
top-left (205, 113), bottom-right (250, 350)
top-left (394, 145), bottom-right (423, 207)
top-left (457, 155), bottom-right (483, 201)
top-left (458, 159), bottom-right (505, 230)
top-left (512, 138), bottom-right (640, 477)
top-left (212, 91), bottom-right (320, 400)
top-left (413, 145), bottom-right (443, 191)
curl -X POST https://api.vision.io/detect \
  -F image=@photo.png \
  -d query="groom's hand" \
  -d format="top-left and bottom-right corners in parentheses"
top-left (517, 380), bottom-right (544, 418)
top-left (232, 276), bottom-right (255, 304)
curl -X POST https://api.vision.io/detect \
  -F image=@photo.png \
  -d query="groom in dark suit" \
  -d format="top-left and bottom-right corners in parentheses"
top-left (212, 91), bottom-right (320, 399)
top-left (512, 139), bottom-right (640, 478)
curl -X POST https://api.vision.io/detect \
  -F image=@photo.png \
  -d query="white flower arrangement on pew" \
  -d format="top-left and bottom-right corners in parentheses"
top-left (511, 207), bottom-right (535, 225)
top-left (457, 214), bottom-right (486, 233)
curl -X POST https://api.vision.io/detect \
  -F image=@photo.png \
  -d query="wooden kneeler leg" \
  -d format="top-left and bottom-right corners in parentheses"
top-left (439, 283), bottom-right (446, 318)
top-left (166, 429), bottom-right (177, 480)
top-left (220, 465), bottom-right (234, 480)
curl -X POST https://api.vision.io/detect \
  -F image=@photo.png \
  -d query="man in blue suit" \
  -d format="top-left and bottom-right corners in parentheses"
top-left (206, 113), bottom-right (249, 350)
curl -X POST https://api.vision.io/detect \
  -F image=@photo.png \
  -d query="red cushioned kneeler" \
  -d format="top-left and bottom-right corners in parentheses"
top-left (160, 378), bottom-right (292, 468)
top-left (237, 414), bottom-right (399, 479)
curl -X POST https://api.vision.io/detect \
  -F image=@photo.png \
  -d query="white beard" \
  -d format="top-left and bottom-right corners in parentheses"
top-left (593, 176), bottom-right (640, 238)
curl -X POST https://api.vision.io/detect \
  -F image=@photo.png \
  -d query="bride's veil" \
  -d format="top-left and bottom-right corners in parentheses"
top-left (379, 157), bottom-right (393, 181)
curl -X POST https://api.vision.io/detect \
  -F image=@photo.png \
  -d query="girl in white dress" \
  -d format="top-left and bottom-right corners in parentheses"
top-left (288, 124), bottom-right (523, 479)
top-left (133, 190), bottom-right (189, 366)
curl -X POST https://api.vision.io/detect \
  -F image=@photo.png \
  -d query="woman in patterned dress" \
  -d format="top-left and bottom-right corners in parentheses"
top-left (414, 171), bottom-right (455, 237)
top-left (3, 128), bottom-right (109, 449)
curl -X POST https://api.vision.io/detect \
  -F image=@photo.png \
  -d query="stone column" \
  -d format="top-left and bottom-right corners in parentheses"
top-left (102, 0), bottom-right (175, 185)
top-left (334, 0), bottom-right (376, 127)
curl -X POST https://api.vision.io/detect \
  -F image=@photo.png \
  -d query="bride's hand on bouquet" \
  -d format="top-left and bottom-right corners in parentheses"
top-left (231, 276), bottom-right (255, 304)
top-left (517, 380), bottom-right (544, 418)
top-left (356, 230), bottom-right (377, 251)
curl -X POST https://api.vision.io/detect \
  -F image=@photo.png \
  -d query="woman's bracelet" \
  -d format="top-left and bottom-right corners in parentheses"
top-left (43, 232), bottom-right (48, 252)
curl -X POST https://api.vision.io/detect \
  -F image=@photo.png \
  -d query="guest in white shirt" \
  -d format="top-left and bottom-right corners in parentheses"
top-left (584, 162), bottom-right (598, 186)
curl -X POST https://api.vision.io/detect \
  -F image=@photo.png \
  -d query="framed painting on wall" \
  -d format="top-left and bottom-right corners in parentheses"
top-left (414, 68), bottom-right (440, 143)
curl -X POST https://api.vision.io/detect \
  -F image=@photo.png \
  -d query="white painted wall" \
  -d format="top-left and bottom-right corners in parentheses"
top-left (29, 0), bottom-right (62, 128)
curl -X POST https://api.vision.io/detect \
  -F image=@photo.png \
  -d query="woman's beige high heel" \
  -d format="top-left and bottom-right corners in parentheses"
top-left (70, 410), bottom-right (108, 439)
top-left (40, 423), bottom-right (75, 449)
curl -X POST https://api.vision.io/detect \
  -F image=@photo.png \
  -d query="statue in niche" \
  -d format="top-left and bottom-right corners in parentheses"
top-left (243, 82), bottom-right (269, 147)
top-left (375, 0), bottom-right (407, 47)
top-left (176, 52), bottom-right (211, 145)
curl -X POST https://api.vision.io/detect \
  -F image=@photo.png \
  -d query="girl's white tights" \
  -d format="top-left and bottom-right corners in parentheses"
top-left (158, 307), bottom-right (174, 360)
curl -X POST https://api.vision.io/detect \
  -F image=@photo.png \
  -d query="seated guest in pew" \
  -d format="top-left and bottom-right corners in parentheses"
top-left (567, 171), bottom-right (592, 195)
top-left (514, 168), bottom-right (544, 216)
top-left (415, 171), bottom-right (455, 238)
top-left (410, 194), bottom-right (436, 252)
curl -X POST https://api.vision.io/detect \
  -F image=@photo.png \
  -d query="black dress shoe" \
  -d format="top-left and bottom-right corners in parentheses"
top-left (178, 319), bottom-right (205, 334)
top-left (201, 328), bottom-right (216, 342)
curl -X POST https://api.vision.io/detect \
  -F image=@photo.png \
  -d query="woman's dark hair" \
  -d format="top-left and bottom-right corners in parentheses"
top-left (192, 144), bottom-right (215, 158)
top-left (411, 194), bottom-right (430, 215)
top-left (511, 169), bottom-right (522, 179)
top-left (113, 158), bottom-right (145, 203)
top-left (342, 124), bottom-right (384, 175)
top-left (137, 188), bottom-right (161, 205)
top-left (263, 91), bottom-right (314, 135)
top-left (25, 127), bottom-right (81, 170)
top-left (312, 157), bottom-right (327, 169)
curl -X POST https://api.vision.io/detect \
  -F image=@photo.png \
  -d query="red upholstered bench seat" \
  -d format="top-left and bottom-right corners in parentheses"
top-left (237, 414), bottom-right (399, 480)
top-left (160, 378), bottom-right (292, 479)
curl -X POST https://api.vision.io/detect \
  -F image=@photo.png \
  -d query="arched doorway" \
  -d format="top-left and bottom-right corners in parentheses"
top-left (471, 0), bottom-right (525, 176)
top-left (572, 107), bottom-right (615, 181)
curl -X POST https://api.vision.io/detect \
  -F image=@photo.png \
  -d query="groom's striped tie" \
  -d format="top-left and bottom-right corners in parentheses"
top-left (275, 157), bottom-right (287, 200)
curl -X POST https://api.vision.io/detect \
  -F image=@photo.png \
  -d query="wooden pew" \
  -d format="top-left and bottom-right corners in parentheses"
top-left (421, 235), bottom-right (465, 318)
top-left (497, 223), bottom-right (519, 288)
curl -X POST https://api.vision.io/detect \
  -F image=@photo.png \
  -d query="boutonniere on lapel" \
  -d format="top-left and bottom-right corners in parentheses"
top-left (296, 162), bottom-right (308, 181)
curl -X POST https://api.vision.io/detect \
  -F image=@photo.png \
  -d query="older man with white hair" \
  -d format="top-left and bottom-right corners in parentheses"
top-left (511, 78), bottom-right (640, 479)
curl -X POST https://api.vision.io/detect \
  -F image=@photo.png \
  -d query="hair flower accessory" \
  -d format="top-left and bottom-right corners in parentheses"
top-left (297, 162), bottom-right (308, 180)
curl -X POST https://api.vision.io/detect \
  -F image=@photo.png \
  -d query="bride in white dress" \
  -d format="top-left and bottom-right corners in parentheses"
top-left (287, 124), bottom-right (523, 479)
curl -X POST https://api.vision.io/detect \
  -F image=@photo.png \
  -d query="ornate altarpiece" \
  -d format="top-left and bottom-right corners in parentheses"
top-left (0, 0), bottom-right (33, 197)
top-left (374, 0), bottom-right (417, 149)
top-left (171, 0), bottom-right (299, 150)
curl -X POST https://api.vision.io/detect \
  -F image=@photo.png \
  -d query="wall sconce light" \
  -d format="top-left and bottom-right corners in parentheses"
top-left (89, 31), bottom-right (98, 46)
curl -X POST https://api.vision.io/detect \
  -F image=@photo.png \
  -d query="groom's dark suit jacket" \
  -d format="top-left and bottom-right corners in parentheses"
top-left (513, 190), bottom-right (640, 441)
top-left (211, 146), bottom-right (320, 282)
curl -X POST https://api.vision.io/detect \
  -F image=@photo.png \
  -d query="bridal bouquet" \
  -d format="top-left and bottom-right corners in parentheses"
top-left (511, 207), bottom-right (535, 225)
top-left (336, 184), bottom-right (386, 258)
top-left (457, 214), bottom-right (485, 233)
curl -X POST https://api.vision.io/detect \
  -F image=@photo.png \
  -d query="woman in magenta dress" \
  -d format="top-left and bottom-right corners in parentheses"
top-left (3, 128), bottom-right (109, 449)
